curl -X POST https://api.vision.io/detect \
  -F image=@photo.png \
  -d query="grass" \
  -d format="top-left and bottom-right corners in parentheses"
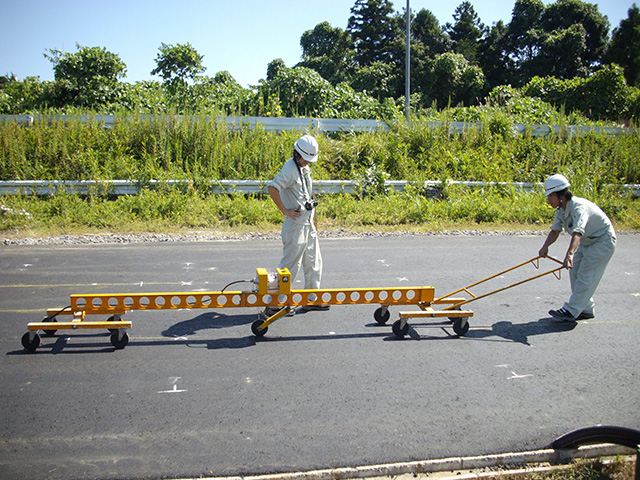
top-left (480, 456), bottom-right (636, 479)
top-left (1, 111), bottom-right (638, 238)
top-left (1, 186), bottom-right (638, 239)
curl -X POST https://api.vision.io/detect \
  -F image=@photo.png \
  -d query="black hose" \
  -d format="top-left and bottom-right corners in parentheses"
top-left (45, 305), bottom-right (72, 321)
top-left (551, 425), bottom-right (640, 450)
top-left (221, 280), bottom-right (253, 292)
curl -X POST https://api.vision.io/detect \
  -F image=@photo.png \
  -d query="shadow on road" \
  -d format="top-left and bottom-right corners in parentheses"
top-left (161, 311), bottom-right (255, 337)
top-left (393, 317), bottom-right (577, 345)
top-left (8, 314), bottom-right (578, 355)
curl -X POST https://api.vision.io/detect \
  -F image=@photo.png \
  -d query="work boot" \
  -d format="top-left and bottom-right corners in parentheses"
top-left (549, 307), bottom-right (575, 322)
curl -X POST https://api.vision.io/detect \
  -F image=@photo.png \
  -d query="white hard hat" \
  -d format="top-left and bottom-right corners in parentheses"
top-left (544, 174), bottom-right (570, 196)
top-left (294, 135), bottom-right (319, 162)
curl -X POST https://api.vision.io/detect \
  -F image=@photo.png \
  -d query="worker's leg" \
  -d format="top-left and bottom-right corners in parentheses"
top-left (277, 221), bottom-right (306, 285)
top-left (562, 236), bottom-right (616, 317)
top-left (301, 226), bottom-right (322, 290)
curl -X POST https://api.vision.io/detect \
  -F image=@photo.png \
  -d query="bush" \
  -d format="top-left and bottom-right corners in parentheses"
top-left (522, 64), bottom-right (640, 121)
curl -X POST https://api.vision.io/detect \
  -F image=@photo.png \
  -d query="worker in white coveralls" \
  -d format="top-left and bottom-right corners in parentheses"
top-left (264, 134), bottom-right (329, 317)
top-left (538, 174), bottom-right (616, 322)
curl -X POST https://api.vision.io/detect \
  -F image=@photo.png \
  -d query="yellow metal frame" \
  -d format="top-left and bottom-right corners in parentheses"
top-left (22, 257), bottom-right (565, 349)
top-left (24, 268), bottom-right (438, 349)
top-left (394, 256), bottom-right (564, 336)
top-left (65, 284), bottom-right (435, 316)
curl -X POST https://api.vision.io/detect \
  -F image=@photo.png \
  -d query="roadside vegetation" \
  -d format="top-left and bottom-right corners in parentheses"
top-left (1, 109), bottom-right (638, 238)
top-left (483, 456), bottom-right (636, 479)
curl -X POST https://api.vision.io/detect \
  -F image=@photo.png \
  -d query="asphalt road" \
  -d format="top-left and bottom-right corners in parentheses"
top-left (1, 233), bottom-right (639, 480)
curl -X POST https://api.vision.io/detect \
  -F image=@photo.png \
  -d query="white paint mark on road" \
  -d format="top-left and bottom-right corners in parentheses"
top-left (158, 377), bottom-right (187, 393)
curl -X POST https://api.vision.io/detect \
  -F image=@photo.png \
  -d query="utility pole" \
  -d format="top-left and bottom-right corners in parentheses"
top-left (405, 0), bottom-right (411, 122)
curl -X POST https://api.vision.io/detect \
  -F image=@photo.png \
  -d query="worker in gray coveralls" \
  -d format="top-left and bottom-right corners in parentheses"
top-left (538, 174), bottom-right (616, 321)
top-left (264, 134), bottom-right (329, 317)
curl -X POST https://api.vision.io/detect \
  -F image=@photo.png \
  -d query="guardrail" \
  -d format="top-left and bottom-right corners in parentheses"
top-left (0, 114), bottom-right (631, 136)
top-left (1, 179), bottom-right (638, 197)
top-left (0, 114), bottom-right (391, 133)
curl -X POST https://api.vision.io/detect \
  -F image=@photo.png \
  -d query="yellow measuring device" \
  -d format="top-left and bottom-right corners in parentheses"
top-left (21, 268), bottom-right (445, 351)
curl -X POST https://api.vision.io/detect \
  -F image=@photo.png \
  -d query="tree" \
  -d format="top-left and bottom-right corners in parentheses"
top-left (540, 0), bottom-right (609, 70)
top-left (44, 43), bottom-right (126, 107)
top-left (420, 52), bottom-right (486, 107)
top-left (532, 23), bottom-right (589, 79)
top-left (606, 3), bottom-right (640, 87)
top-left (299, 22), bottom-right (353, 84)
top-left (267, 59), bottom-right (286, 81)
top-left (347, 0), bottom-right (399, 67)
top-left (478, 21), bottom-right (512, 89)
top-left (412, 9), bottom-right (451, 58)
top-left (445, 1), bottom-right (487, 64)
top-left (350, 61), bottom-right (396, 99)
top-left (503, 0), bottom-right (609, 84)
top-left (151, 42), bottom-right (205, 90)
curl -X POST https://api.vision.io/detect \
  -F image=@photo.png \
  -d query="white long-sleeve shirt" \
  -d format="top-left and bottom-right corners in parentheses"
top-left (267, 158), bottom-right (314, 225)
top-left (550, 196), bottom-right (616, 246)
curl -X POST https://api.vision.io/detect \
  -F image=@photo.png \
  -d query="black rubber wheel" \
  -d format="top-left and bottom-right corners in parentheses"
top-left (110, 331), bottom-right (129, 349)
top-left (42, 317), bottom-right (57, 337)
top-left (21, 332), bottom-right (40, 352)
top-left (374, 307), bottom-right (391, 325)
top-left (392, 319), bottom-right (409, 338)
top-left (107, 315), bottom-right (118, 334)
top-left (251, 320), bottom-right (268, 337)
top-left (452, 318), bottom-right (470, 336)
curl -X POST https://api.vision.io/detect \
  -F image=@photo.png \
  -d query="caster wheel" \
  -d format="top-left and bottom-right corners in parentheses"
top-left (110, 331), bottom-right (129, 349)
top-left (43, 317), bottom-right (58, 337)
top-left (374, 307), bottom-right (391, 325)
top-left (392, 319), bottom-right (409, 338)
top-left (452, 318), bottom-right (470, 336)
top-left (251, 320), bottom-right (268, 337)
top-left (107, 315), bottom-right (118, 333)
top-left (21, 332), bottom-right (40, 352)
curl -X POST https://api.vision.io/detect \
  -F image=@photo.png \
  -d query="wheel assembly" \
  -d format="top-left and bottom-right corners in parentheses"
top-left (42, 317), bottom-right (58, 337)
top-left (373, 307), bottom-right (390, 325)
top-left (110, 330), bottom-right (129, 349)
top-left (452, 318), bottom-right (470, 336)
top-left (392, 319), bottom-right (409, 338)
top-left (251, 320), bottom-right (268, 337)
top-left (21, 332), bottom-right (40, 352)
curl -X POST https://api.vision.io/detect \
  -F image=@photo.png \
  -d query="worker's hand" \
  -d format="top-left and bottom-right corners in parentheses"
top-left (538, 246), bottom-right (549, 257)
top-left (285, 208), bottom-right (302, 220)
top-left (563, 252), bottom-right (574, 269)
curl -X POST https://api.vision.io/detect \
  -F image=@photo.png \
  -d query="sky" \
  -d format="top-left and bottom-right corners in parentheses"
top-left (1, 0), bottom-right (636, 88)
